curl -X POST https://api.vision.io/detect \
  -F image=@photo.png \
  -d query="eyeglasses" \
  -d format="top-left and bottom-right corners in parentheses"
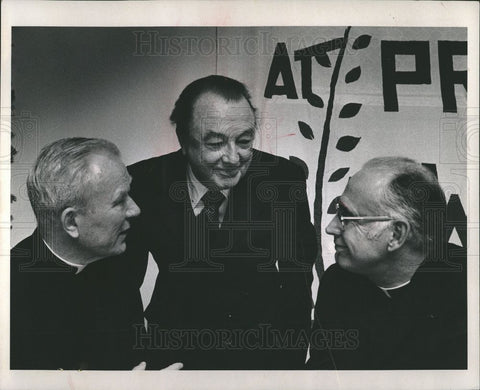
top-left (335, 202), bottom-right (392, 229)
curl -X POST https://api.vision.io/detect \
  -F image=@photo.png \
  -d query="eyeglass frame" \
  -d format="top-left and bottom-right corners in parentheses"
top-left (335, 201), bottom-right (393, 229)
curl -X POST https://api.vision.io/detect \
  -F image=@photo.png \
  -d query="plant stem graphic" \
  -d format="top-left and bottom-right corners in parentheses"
top-left (313, 26), bottom-right (351, 274)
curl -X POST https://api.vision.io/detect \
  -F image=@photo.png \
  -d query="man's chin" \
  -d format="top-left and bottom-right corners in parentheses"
top-left (335, 252), bottom-right (352, 270)
top-left (110, 242), bottom-right (127, 256)
top-left (214, 174), bottom-right (241, 189)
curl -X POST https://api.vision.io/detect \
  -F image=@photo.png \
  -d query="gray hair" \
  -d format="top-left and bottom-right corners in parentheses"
top-left (363, 156), bottom-right (446, 250)
top-left (27, 137), bottom-right (120, 230)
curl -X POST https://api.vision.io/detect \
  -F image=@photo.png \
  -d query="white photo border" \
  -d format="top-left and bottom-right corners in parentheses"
top-left (1, 1), bottom-right (478, 390)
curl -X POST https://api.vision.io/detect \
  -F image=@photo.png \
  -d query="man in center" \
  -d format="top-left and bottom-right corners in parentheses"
top-left (127, 75), bottom-right (316, 369)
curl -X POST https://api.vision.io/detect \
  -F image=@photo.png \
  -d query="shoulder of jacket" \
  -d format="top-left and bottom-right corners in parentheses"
top-left (128, 150), bottom-right (183, 177)
top-left (252, 150), bottom-right (305, 180)
top-left (11, 230), bottom-right (36, 254)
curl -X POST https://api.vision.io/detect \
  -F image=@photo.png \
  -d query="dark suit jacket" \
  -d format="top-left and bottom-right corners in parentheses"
top-left (127, 149), bottom-right (317, 369)
top-left (10, 229), bottom-right (145, 370)
top-left (307, 243), bottom-right (467, 369)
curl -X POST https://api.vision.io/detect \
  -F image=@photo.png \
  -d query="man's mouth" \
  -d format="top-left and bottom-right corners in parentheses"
top-left (216, 169), bottom-right (240, 178)
top-left (120, 226), bottom-right (130, 235)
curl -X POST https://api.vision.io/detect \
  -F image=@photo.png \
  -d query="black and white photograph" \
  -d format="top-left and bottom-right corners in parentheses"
top-left (1, 1), bottom-right (478, 390)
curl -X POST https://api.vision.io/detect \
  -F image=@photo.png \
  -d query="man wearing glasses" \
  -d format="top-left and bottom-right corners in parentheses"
top-left (307, 156), bottom-right (467, 369)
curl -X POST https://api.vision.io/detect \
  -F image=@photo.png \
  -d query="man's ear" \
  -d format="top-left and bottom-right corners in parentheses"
top-left (61, 207), bottom-right (80, 239)
top-left (180, 140), bottom-right (187, 156)
top-left (177, 133), bottom-right (186, 155)
top-left (387, 220), bottom-right (410, 252)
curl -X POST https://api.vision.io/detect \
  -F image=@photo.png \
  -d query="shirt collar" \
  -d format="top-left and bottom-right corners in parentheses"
top-left (42, 240), bottom-right (87, 274)
top-left (186, 164), bottom-right (229, 209)
top-left (378, 280), bottom-right (411, 298)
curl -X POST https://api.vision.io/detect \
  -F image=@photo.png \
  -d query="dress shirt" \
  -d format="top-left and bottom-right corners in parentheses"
top-left (186, 165), bottom-right (229, 224)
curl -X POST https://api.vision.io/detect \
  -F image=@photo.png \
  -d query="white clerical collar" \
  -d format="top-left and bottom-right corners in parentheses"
top-left (42, 240), bottom-right (87, 274)
top-left (378, 280), bottom-right (411, 298)
top-left (186, 165), bottom-right (229, 211)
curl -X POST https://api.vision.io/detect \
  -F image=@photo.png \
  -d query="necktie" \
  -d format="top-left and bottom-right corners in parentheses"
top-left (200, 190), bottom-right (225, 224)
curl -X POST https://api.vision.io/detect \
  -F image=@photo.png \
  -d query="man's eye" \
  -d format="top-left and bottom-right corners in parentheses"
top-left (237, 138), bottom-right (252, 146)
top-left (113, 196), bottom-right (127, 207)
top-left (338, 205), bottom-right (353, 218)
top-left (206, 142), bottom-right (223, 149)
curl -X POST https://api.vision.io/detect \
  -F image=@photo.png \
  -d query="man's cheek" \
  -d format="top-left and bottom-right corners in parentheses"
top-left (239, 150), bottom-right (253, 161)
top-left (200, 150), bottom-right (219, 164)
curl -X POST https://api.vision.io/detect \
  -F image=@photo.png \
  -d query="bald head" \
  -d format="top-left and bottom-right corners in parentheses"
top-left (326, 156), bottom-right (446, 286)
top-left (360, 157), bottom-right (446, 250)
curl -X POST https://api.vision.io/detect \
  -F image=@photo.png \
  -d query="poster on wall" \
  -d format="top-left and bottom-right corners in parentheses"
top-left (1, 1), bottom-right (478, 390)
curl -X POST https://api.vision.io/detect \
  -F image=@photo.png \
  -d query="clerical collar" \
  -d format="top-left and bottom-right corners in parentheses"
top-left (186, 165), bottom-right (229, 214)
top-left (42, 240), bottom-right (87, 274)
top-left (378, 280), bottom-right (411, 298)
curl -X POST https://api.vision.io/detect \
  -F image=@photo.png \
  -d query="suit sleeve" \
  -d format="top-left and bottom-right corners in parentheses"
top-left (277, 162), bottom-right (317, 368)
top-left (126, 162), bottom-right (152, 289)
top-left (123, 163), bottom-right (153, 364)
top-left (306, 265), bottom-right (338, 369)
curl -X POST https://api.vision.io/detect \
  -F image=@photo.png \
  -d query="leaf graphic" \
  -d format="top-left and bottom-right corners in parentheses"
top-left (336, 136), bottom-right (361, 152)
top-left (328, 168), bottom-right (350, 182)
top-left (345, 66), bottom-right (361, 83)
top-left (327, 196), bottom-right (338, 214)
top-left (339, 103), bottom-right (362, 118)
top-left (352, 35), bottom-right (372, 50)
top-left (298, 121), bottom-right (315, 140)
top-left (289, 156), bottom-right (309, 180)
top-left (421, 163), bottom-right (438, 178)
top-left (307, 94), bottom-right (324, 108)
top-left (315, 54), bottom-right (332, 68)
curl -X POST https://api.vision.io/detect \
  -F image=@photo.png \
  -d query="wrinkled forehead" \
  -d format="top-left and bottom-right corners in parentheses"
top-left (193, 91), bottom-right (254, 113)
top-left (190, 92), bottom-right (256, 133)
top-left (341, 168), bottom-right (389, 213)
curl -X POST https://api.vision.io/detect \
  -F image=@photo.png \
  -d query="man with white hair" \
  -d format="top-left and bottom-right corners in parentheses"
top-left (10, 137), bottom-right (144, 370)
top-left (308, 156), bottom-right (467, 369)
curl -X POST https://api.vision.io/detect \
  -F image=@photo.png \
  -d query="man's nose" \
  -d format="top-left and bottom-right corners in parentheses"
top-left (326, 215), bottom-right (343, 236)
top-left (126, 196), bottom-right (141, 218)
top-left (221, 142), bottom-right (240, 165)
